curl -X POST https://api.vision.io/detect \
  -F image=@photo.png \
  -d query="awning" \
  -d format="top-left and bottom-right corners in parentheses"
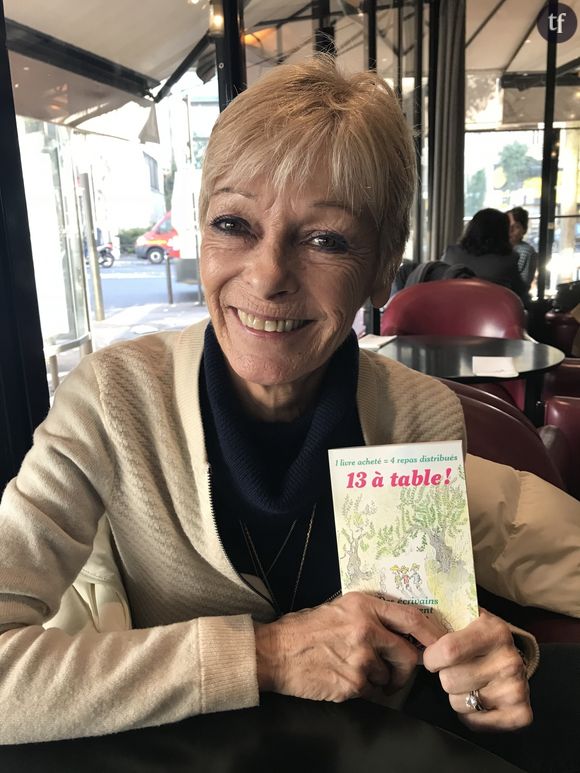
top-left (5, 0), bottom-right (211, 126)
top-left (6, 0), bottom-right (580, 130)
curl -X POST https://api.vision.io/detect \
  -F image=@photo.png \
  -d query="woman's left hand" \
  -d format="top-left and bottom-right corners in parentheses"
top-left (422, 609), bottom-right (532, 732)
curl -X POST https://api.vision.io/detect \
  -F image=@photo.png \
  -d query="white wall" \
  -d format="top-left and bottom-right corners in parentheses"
top-left (73, 132), bottom-right (166, 236)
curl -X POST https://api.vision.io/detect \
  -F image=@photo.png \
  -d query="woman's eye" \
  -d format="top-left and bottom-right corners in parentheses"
top-left (309, 233), bottom-right (348, 252)
top-left (210, 216), bottom-right (248, 235)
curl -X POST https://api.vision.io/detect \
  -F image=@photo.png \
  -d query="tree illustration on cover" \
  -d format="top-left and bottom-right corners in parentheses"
top-left (338, 494), bottom-right (377, 585)
top-left (375, 466), bottom-right (479, 627)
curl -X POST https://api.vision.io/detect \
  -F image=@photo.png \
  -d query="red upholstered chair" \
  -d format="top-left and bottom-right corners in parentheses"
top-left (537, 424), bottom-right (574, 493)
top-left (381, 278), bottom-right (529, 408)
top-left (541, 357), bottom-right (580, 402)
top-left (544, 310), bottom-right (579, 356)
top-left (381, 278), bottom-right (528, 338)
top-left (439, 379), bottom-right (570, 491)
top-left (544, 396), bottom-right (580, 501)
top-left (439, 379), bottom-right (579, 642)
top-left (540, 363), bottom-right (580, 498)
top-left (439, 379), bottom-right (573, 487)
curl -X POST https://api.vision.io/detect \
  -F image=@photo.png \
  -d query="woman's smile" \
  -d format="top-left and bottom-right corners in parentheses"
top-left (236, 309), bottom-right (311, 333)
top-left (235, 308), bottom-right (311, 334)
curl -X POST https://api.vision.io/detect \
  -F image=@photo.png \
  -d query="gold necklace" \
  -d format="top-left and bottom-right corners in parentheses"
top-left (240, 506), bottom-right (316, 614)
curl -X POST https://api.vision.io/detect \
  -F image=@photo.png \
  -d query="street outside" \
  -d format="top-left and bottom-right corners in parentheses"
top-left (87, 254), bottom-right (203, 318)
top-left (51, 254), bottom-right (209, 392)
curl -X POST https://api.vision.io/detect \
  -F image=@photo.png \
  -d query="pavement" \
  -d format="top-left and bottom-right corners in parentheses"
top-left (91, 299), bottom-right (210, 350)
top-left (51, 300), bottom-right (210, 393)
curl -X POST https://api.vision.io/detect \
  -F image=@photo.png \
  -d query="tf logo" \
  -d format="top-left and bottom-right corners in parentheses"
top-left (537, 2), bottom-right (577, 43)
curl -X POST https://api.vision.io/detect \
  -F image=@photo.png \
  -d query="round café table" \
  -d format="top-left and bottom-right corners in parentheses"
top-left (378, 335), bottom-right (565, 426)
top-left (0, 695), bottom-right (524, 772)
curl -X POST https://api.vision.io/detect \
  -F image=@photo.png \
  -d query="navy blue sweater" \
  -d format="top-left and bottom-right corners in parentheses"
top-left (200, 324), bottom-right (364, 614)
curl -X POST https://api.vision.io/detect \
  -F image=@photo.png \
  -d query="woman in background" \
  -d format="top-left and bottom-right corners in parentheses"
top-left (443, 208), bottom-right (530, 305)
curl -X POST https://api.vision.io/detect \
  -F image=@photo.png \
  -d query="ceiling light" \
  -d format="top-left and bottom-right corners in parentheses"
top-left (209, 1), bottom-right (224, 36)
top-left (211, 13), bottom-right (224, 31)
top-left (243, 28), bottom-right (274, 46)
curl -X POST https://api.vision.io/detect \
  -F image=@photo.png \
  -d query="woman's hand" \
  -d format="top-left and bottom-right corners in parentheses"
top-left (422, 609), bottom-right (532, 732)
top-left (254, 591), bottom-right (446, 703)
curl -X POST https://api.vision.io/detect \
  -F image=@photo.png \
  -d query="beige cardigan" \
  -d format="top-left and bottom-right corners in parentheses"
top-left (0, 320), bottom-right (507, 743)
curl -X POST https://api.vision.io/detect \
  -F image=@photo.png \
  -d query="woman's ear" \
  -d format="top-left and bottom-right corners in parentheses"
top-left (369, 284), bottom-right (391, 309)
top-left (370, 257), bottom-right (396, 308)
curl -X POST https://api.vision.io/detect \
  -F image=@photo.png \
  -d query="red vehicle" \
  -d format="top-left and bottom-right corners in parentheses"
top-left (135, 212), bottom-right (179, 263)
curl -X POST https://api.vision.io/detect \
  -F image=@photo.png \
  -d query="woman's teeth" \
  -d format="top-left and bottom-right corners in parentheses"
top-left (237, 309), bottom-right (306, 332)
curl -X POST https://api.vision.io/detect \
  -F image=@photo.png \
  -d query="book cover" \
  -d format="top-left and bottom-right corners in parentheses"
top-left (328, 440), bottom-right (478, 631)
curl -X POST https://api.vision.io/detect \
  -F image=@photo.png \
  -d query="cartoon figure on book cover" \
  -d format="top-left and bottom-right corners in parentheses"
top-left (390, 563), bottom-right (426, 597)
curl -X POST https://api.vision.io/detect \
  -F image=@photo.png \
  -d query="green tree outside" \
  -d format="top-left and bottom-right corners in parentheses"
top-left (465, 169), bottom-right (486, 217)
top-left (497, 142), bottom-right (541, 192)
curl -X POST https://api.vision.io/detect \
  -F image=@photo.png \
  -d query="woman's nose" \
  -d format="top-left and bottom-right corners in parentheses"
top-left (244, 240), bottom-right (299, 299)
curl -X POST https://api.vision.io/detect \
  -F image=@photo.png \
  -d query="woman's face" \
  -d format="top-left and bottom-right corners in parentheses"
top-left (200, 175), bottom-right (388, 407)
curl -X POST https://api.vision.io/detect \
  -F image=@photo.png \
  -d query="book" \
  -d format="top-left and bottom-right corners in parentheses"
top-left (328, 440), bottom-right (479, 631)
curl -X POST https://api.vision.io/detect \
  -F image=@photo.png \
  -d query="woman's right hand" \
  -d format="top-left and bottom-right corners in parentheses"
top-left (254, 591), bottom-right (446, 702)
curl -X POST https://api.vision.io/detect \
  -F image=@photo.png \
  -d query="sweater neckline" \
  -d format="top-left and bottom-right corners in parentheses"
top-left (200, 324), bottom-right (360, 519)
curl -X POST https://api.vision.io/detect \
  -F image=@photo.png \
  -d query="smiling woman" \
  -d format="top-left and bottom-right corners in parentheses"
top-left (197, 57), bottom-right (415, 419)
top-left (0, 55), bottom-right (538, 756)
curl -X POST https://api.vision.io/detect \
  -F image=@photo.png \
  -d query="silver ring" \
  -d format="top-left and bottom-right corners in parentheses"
top-left (465, 689), bottom-right (486, 712)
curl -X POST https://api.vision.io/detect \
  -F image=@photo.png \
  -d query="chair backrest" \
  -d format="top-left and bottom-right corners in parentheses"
top-left (440, 379), bottom-right (565, 489)
top-left (544, 396), bottom-right (580, 500)
top-left (542, 357), bottom-right (580, 401)
top-left (381, 278), bottom-right (527, 339)
top-left (439, 378), bottom-right (535, 430)
top-left (544, 311), bottom-right (579, 356)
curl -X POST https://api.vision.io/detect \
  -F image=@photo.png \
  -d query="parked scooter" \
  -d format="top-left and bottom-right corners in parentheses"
top-left (97, 243), bottom-right (115, 268)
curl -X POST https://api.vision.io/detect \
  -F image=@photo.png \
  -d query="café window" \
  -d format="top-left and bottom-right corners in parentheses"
top-left (144, 153), bottom-right (160, 192)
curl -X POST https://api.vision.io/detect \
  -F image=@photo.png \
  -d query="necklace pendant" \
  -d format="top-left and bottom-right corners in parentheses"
top-left (240, 505), bottom-right (317, 615)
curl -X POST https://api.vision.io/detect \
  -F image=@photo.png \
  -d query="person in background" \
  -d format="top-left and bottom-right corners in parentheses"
top-left (442, 208), bottom-right (530, 306)
top-left (507, 206), bottom-right (538, 292)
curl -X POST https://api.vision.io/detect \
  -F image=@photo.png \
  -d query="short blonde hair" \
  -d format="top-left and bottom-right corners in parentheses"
top-left (199, 56), bottom-right (416, 284)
